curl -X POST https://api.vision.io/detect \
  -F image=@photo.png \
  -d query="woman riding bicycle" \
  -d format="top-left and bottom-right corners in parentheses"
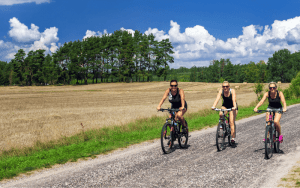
top-left (254, 82), bottom-right (287, 143)
top-left (157, 80), bottom-right (188, 131)
top-left (212, 81), bottom-right (238, 146)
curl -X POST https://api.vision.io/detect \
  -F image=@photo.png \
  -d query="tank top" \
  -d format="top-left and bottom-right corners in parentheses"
top-left (222, 89), bottom-right (234, 108)
top-left (268, 91), bottom-right (282, 108)
top-left (168, 88), bottom-right (186, 109)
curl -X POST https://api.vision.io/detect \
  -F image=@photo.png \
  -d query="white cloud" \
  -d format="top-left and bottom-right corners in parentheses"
top-left (145, 28), bottom-right (169, 41)
top-left (0, 0), bottom-right (50, 5)
top-left (0, 17), bottom-right (59, 61)
top-left (83, 29), bottom-right (108, 39)
top-left (8, 17), bottom-right (41, 42)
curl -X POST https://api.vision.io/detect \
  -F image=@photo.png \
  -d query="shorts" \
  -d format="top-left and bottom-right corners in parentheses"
top-left (266, 107), bottom-right (283, 114)
top-left (171, 101), bottom-right (188, 110)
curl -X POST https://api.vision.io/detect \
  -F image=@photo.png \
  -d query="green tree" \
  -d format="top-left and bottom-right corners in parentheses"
top-left (267, 49), bottom-right (291, 83)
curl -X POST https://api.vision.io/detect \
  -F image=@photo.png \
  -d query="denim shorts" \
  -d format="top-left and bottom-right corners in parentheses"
top-left (266, 107), bottom-right (283, 114)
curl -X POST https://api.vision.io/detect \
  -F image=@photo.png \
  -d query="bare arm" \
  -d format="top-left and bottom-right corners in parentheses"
top-left (212, 89), bottom-right (222, 108)
top-left (279, 91), bottom-right (287, 112)
top-left (231, 89), bottom-right (237, 109)
top-left (179, 89), bottom-right (185, 110)
top-left (254, 92), bottom-right (268, 111)
top-left (157, 89), bottom-right (169, 110)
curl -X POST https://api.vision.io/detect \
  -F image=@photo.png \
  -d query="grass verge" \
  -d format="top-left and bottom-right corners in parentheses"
top-left (1, 98), bottom-right (300, 181)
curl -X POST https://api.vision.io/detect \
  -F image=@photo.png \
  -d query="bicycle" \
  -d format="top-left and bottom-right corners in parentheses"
top-left (213, 108), bottom-right (233, 151)
top-left (255, 109), bottom-right (284, 159)
top-left (158, 108), bottom-right (188, 154)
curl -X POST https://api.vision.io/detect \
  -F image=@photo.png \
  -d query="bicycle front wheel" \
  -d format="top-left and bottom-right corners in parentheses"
top-left (265, 125), bottom-right (273, 159)
top-left (161, 123), bottom-right (173, 154)
top-left (274, 128), bottom-right (280, 153)
top-left (178, 120), bottom-right (188, 148)
top-left (216, 122), bottom-right (225, 151)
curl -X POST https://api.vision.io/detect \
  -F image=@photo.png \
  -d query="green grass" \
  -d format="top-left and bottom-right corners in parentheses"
top-left (1, 98), bottom-right (300, 181)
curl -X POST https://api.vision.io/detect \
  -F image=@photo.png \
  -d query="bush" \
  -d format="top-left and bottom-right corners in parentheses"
top-left (219, 77), bottom-right (225, 83)
top-left (253, 82), bottom-right (264, 101)
top-left (290, 72), bottom-right (300, 98)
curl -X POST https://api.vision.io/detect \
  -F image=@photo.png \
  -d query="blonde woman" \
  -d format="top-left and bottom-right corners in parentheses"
top-left (254, 82), bottom-right (287, 143)
top-left (157, 80), bottom-right (187, 131)
top-left (212, 81), bottom-right (238, 146)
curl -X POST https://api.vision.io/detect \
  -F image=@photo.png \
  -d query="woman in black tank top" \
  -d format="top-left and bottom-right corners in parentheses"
top-left (212, 81), bottom-right (238, 146)
top-left (254, 82), bottom-right (287, 143)
top-left (157, 80), bottom-right (188, 128)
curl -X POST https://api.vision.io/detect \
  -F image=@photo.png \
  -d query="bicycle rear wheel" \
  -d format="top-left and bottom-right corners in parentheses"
top-left (161, 123), bottom-right (173, 154)
top-left (216, 122), bottom-right (225, 151)
top-left (274, 128), bottom-right (280, 153)
top-left (178, 120), bottom-right (188, 148)
top-left (265, 125), bottom-right (273, 159)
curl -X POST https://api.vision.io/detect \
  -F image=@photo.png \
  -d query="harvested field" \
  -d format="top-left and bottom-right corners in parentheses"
top-left (0, 82), bottom-right (290, 151)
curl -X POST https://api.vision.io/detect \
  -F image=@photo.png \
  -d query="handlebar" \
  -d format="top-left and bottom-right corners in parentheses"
top-left (158, 108), bottom-right (184, 112)
top-left (212, 108), bottom-right (232, 112)
top-left (254, 109), bottom-right (285, 113)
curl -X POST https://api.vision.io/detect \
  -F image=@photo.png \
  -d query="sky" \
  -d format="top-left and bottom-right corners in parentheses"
top-left (1, 0), bottom-right (300, 68)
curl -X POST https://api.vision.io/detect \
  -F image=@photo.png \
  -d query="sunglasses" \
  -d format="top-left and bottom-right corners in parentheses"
top-left (222, 86), bottom-right (229, 88)
top-left (269, 87), bottom-right (276, 90)
top-left (170, 85), bottom-right (178, 88)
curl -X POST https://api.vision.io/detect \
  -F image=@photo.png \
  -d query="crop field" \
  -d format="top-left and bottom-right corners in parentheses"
top-left (0, 82), bottom-right (290, 152)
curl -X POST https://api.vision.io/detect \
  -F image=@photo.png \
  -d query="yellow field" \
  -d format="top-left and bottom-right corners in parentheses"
top-left (0, 82), bottom-right (290, 152)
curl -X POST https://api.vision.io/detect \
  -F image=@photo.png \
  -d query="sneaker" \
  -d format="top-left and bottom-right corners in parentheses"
top-left (182, 126), bottom-right (188, 134)
top-left (279, 135), bottom-right (283, 143)
top-left (231, 140), bottom-right (236, 147)
top-left (263, 138), bottom-right (270, 142)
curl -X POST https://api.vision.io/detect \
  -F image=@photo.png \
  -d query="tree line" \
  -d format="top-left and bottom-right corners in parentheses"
top-left (168, 49), bottom-right (300, 83)
top-left (1, 32), bottom-right (300, 86)
top-left (0, 29), bottom-right (174, 86)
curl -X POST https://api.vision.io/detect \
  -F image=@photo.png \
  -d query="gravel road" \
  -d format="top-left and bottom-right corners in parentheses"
top-left (1, 104), bottom-right (300, 188)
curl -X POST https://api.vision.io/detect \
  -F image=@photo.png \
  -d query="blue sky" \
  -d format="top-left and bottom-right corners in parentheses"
top-left (1, 0), bottom-right (300, 68)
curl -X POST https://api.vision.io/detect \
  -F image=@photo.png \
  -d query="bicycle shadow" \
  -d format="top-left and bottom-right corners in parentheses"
top-left (166, 143), bottom-right (191, 154)
top-left (213, 142), bottom-right (239, 151)
top-left (254, 147), bottom-right (285, 155)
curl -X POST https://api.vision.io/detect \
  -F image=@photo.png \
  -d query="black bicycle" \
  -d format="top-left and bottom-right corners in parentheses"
top-left (213, 108), bottom-right (233, 151)
top-left (158, 108), bottom-right (188, 154)
top-left (255, 109), bottom-right (284, 159)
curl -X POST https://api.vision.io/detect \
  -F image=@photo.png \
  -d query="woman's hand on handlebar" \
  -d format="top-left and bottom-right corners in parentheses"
top-left (179, 107), bottom-right (185, 111)
top-left (157, 106), bottom-right (161, 111)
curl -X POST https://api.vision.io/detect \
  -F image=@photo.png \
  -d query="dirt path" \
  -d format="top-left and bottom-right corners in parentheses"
top-left (1, 103), bottom-right (299, 187)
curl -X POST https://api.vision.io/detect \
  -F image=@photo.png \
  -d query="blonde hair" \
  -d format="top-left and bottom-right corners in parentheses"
top-left (268, 82), bottom-right (277, 88)
top-left (222, 81), bottom-right (230, 86)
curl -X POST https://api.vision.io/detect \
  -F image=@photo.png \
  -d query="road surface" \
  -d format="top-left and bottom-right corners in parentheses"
top-left (1, 104), bottom-right (300, 187)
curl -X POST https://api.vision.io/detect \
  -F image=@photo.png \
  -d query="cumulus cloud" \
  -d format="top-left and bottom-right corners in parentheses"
top-left (144, 28), bottom-right (168, 41)
top-left (83, 29), bottom-right (108, 39)
top-left (0, 17), bottom-right (59, 61)
top-left (0, 0), bottom-right (50, 5)
top-left (8, 17), bottom-right (41, 42)
top-left (168, 17), bottom-right (300, 67)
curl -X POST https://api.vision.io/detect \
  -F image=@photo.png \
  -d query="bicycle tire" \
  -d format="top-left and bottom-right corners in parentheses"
top-left (274, 128), bottom-right (280, 153)
top-left (227, 123), bottom-right (232, 146)
top-left (216, 122), bottom-right (225, 151)
top-left (161, 123), bottom-right (173, 154)
top-left (178, 120), bottom-right (188, 148)
top-left (265, 125), bottom-right (273, 159)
